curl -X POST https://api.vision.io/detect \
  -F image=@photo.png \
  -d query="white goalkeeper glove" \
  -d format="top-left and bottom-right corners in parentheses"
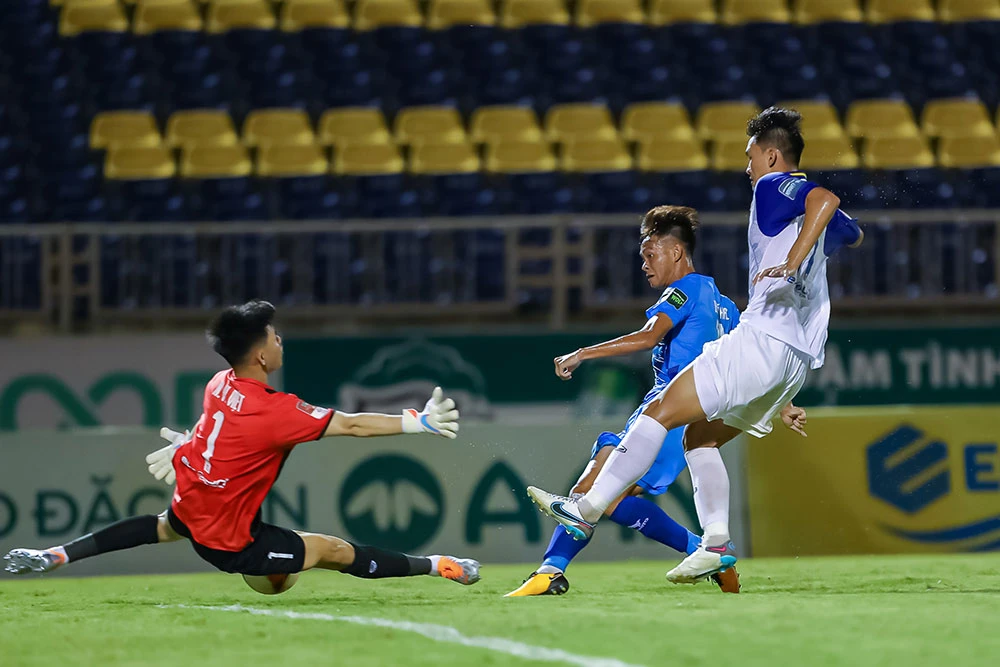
top-left (401, 386), bottom-right (460, 439)
top-left (145, 427), bottom-right (189, 485)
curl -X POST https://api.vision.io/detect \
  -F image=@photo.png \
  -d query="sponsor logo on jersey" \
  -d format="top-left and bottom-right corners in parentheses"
top-left (296, 400), bottom-right (331, 420)
top-left (778, 176), bottom-right (807, 200)
top-left (665, 288), bottom-right (688, 309)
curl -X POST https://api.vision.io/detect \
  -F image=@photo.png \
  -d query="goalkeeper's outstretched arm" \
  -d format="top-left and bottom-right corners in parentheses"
top-left (322, 386), bottom-right (459, 440)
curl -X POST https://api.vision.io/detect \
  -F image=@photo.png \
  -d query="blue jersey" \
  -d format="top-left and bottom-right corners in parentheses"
top-left (645, 273), bottom-right (738, 390)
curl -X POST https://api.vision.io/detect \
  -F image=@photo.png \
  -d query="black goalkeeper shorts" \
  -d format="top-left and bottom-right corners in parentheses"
top-left (167, 509), bottom-right (306, 576)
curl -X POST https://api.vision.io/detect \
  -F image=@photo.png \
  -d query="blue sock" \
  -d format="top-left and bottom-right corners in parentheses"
top-left (540, 526), bottom-right (590, 572)
top-left (609, 495), bottom-right (699, 555)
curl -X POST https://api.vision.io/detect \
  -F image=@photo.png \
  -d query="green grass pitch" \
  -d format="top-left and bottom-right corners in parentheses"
top-left (2, 554), bottom-right (998, 667)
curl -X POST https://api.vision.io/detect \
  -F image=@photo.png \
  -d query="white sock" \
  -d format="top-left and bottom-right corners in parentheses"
top-left (685, 447), bottom-right (730, 547)
top-left (537, 564), bottom-right (562, 574)
top-left (578, 415), bottom-right (667, 523)
top-left (49, 546), bottom-right (69, 563)
top-left (427, 555), bottom-right (441, 576)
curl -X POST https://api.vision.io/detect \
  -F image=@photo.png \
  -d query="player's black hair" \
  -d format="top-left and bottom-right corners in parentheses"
top-left (206, 300), bottom-right (276, 367)
top-left (747, 106), bottom-right (805, 166)
top-left (640, 205), bottom-right (700, 254)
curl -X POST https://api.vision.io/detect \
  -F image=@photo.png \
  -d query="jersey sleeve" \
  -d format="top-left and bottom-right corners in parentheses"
top-left (823, 209), bottom-right (862, 256)
top-left (268, 392), bottom-right (335, 449)
top-left (753, 172), bottom-right (819, 237)
top-left (646, 279), bottom-right (695, 325)
top-left (726, 298), bottom-right (741, 332)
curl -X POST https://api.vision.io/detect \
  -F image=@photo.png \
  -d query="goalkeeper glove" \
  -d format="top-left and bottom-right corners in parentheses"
top-left (145, 427), bottom-right (189, 485)
top-left (401, 386), bottom-right (460, 439)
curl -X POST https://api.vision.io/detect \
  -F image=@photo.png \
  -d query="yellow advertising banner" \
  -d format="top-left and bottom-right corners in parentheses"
top-left (748, 405), bottom-right (1000, 556)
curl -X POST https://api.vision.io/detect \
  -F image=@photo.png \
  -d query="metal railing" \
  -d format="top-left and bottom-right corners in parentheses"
top-left (1, 210), bottom-right (998, 332)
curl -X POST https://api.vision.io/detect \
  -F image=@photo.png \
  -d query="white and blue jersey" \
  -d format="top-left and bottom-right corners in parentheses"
top-left (591, 273), bottom-right (738, 495)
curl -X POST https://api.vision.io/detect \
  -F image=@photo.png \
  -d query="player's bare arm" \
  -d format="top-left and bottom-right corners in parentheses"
top-left (554, 314), bottom-right (674, 380)
top-left (324, 386), bottom-right (460, 439)
top-left (754, 187), bottom-right (841, 283)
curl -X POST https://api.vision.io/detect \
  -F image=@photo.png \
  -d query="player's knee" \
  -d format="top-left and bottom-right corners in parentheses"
top-left (321, 536), bottom-right (354, 566)
top-left (156, 513), bottom-right (182, 543)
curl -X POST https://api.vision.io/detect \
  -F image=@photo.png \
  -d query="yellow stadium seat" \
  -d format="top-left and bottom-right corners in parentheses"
top-left (712, 138), bottom-right (752, 171)
top-left (181, 145), bottom-right (253, 178)
top-left (134, 1), bottom-right (203, 34)
top-left (104, 146), bottom-right (176, 180)
top-left (485, 141), bottom-right (558, 173)
top-left (90, 111), bottom-right (161, 150)
top-left (793, 0), bottom-right (863, 24)
top-left (59, 4), bottom-right (128, 36)
top-left (394, 107), bottom-right (467, 145)
top-left (776, 100), bottom-right (844, 139)
top-left (562, 139), bottom-right (632, 173)
top-left (621, 102), bottom-right (695, 143)
top-left (58, 0), bottom-right (117, 7)
top-left (354, 0), bottom-right (423, 30)
top-left (206, 0), bottom-right (276, 33)
top-left (799, 136), bottom-right (860, 170)
top-left (845, 100), bottom-right (920, 139)
top-left (410, 142), bottom-right (481, 175)
top-left (649, 0), bottom-right (716, 25)
top-left (256, 144), bottom-right (329, 177)
top-left (576, 0), bottom-right (645, 27)
top-left (922, 98), bottom-right (995, 139)
top-left (427, 0), bottom-right (496, 29)
top-left (501, 0), bottom-right (570, 28)
top-left (281, 0), bottom-right (350, 31)
top-left (166, 110), bottom-right (239, 149)
top-left (696, 101), bottom-right (760, 141)
top-left (865, 0), bottom-right (935, 24)
top-left (545, 104), bottom-right (617, 143)
top-left (939, 0), bottom-right (1000, 22)
top-left (243, 109), bottom-right (315, 147)
top-left (938, 135), bottom-right (1000, 168)
top-left (637, 137), bottom-right (709, 172)
top-left (862, 137), bottom-right (934, 169)
top-left (319, 108), bottom-right (391, 146)
top-left (721, 0), bottom-right (790, 25)
top-left (334, 143), bottom-right (405, 175)
top-left (469, 106), bottom-right (542, 145)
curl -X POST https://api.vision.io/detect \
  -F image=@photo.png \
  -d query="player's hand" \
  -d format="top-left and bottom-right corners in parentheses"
top-left (402, 386), bottom-right (460, 439)
top-left (753, 260), bottom-right (799, 284)
top-left (780, 403), bottom-right (807, 438)
top-left (554, 350), bottom-right (583, 380)
top-left (145, 427), bottom-right (189, 485)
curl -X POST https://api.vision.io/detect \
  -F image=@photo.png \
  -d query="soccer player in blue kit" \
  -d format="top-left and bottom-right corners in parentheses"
top-left (507, 205), bottom-right (746, 596)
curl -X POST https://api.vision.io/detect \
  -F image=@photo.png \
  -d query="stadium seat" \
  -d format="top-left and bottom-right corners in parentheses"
top-left (394, 107), bottom-right (466, 145)
top-left (243, 109), bottom-right (315, 147)
top-left (410, 142), bottom-right (480, 174)
top-left (862, 136), bottom-right (934, 169)
top-left (711, 138), bottom-right (752, 171)
top-left (206, 0), bottom-right (277, 33)
top-left (938, 0), bottom-right (1000, 22)
top-left (485, 140), bottom-right (558, 173)
top-left (799, 135), bottom-right (860, 170)
top-left (333, 142), bottom-right (405, 175)
top-left (104, 146), bottom-right (176, 180)
top-left (575, 0), bottom-right (645, 27)
top-left (166, 111), bottom-right (239, 149)
top-left (256, 144), bottom-right (328, 176)
top-left (845, 100), bottom-right (920, 139)
top-left (354, 0), bottom-right (423, 30)
top-left (545, 104), bottom-right (617, 143)
top-left (59, 4), bottom-right (128, 35)
top-left (865, 0), bottom-right (935, 24)
top-left (561, 139), bottom-right (632, 172)
top-left (777, 100), bottom-right (845, 140)
top-left (470, 106), bottom-right (543, 145)
top-left (621, 102), bottom-right (695, 143)
top-left (134, 1), bottom-right (203, 34)
top-left (319, 108), bottom-right (391, 146)
top-left (921, 98), bottom-right (995, 139)
top-left (90, 111), bottom-right (161, 150)
top-left (938, 135), bottom-right (1000, 168)
top-left (427, 0), bottom-right (496, 29)
top-left (793, 0), bottom-right (863, 24)
top-left (648, 0), bottom-right (716, 24)
top-left (500, 0), bottom-right (570, 28)
top-left (721, 0), bottom-right (791, 25)
top-left (637, 137), bottom-right (709, 171)
top-left (696, 101), bottom-right (760, 141)
top-left (180, 145), bottom-right (253, 178)
top-left (280, 0), bottom-right (350, 31)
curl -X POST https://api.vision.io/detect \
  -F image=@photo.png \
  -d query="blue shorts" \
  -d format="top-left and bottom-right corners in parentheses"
top-left (589, 396), bottom-right (686, 496)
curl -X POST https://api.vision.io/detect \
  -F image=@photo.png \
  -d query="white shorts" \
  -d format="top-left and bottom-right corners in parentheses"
top-left (691, 324), bottom-right (810, 438)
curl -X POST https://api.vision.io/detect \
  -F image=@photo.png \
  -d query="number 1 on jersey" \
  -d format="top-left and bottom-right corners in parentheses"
top-left (204, 410), bottom-right (224, 474)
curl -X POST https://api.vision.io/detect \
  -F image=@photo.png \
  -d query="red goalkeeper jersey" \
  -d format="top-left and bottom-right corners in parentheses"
top-left (170, 370), bottom-right (333, 551)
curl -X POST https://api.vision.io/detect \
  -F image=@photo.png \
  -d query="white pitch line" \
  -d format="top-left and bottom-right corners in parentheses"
top-left (160, 604), bottom-right (646, 667)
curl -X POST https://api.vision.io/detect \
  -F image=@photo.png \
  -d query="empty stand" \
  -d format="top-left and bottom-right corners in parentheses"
top-left (320, 108), bottom-right (391, 146)
top-left (470, 106), bottom-right (543, 144)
